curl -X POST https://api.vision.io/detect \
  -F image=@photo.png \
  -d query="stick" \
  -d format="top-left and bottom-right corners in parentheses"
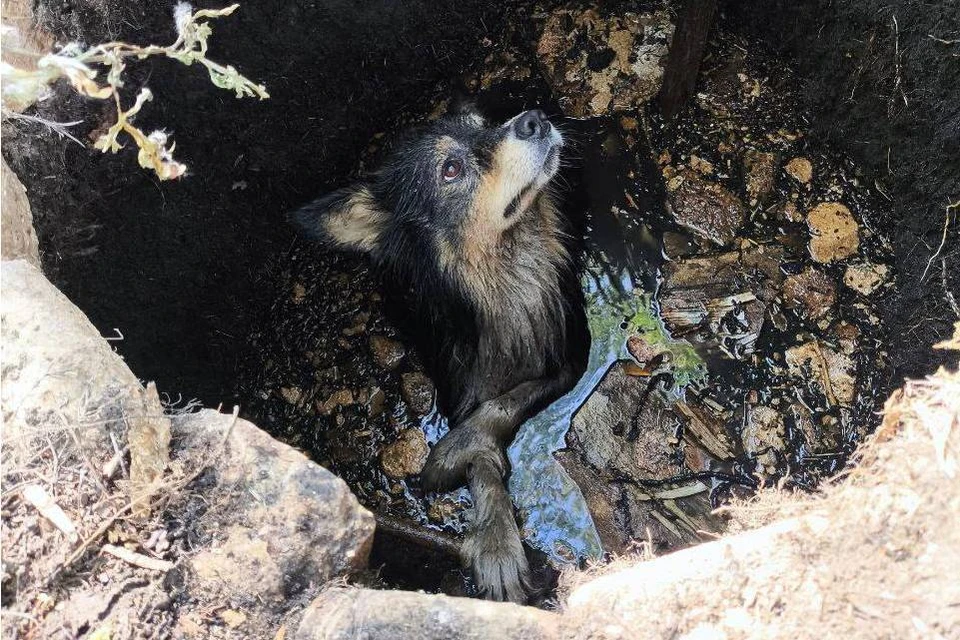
top-left (374, 512), bottom-right (462, 558)
top-left (22, 484), bottom-right (79, 543)
top-left (101, 544), bottom-right (174, 571)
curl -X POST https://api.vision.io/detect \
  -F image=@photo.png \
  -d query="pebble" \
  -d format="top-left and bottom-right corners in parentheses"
top-left (742, 149), bottom-right (777, 205)
top-left (806, 202), bottom-right (860, 263)
top-left (843, 261), bottom-right (889, 296)
top-left (666, 169), bottom-right (747, 246)
top-left (368, 335), bottom-right (405, 370)
top-left (380, 429), bottom-right (429, 479)
top-left (400, 372), bottom-right (435, 415)
top-left (785, 157), bottom-right (813, 184)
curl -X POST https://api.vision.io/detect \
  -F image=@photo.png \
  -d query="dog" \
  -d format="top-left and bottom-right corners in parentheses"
top-left (294, 102), bottom-right (588, 602)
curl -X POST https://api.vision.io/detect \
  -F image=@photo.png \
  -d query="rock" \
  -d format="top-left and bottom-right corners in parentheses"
top-left (281, 386), bottom-right (305, 405)
top-left (179, 409), bottom-right (375, 605)
top-left (781, 267), bottom-right (837, 322)
top-left (742, 149), bottom-right (777, 205)
top-left (779, 200), bottom-right (803, 223)
top-left (368, 335), bottom-right (405, 370)
top-left (295, 587), bottom-right (559, 640)
top-left (318, 389), bottom-right (355, 416)
top-left (400, 372), bottom-right (435, 415)
top-left (665, 169), bottom-right (747, 246)
top-left (0, 260), bottom-right (141, 453)
top-left (380, 428), bottom-right (429, 478)
top-left (741, 405), bottom-right (786, 475)
top-left (785, 157), bottom-right (813, 184)
top-left (806, 202), bottom-right (860, 263)
top-left (366, 386), bottom-right (386, 417)
top-left (689, 155), bottom-right (715, 175)
top-left (568, 362), bottom-right (679, 480)
top-left (661, 230), bottom-right (698, 259)
top-left (1, 159), bottom-right (39, 266)
top-left (785, 341), bottom-right (857, 407)
top-left (843, 261), bottom-right (889, 295)
top-left (537, 7), bottom-right (674, 117)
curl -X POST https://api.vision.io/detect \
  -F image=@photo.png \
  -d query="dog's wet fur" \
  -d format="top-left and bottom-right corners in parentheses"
top-left (294, 102), bottom-right (588, 602)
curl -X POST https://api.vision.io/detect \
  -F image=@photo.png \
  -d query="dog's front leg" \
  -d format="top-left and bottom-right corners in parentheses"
top-left (421, 366), bottom-right (578, 602)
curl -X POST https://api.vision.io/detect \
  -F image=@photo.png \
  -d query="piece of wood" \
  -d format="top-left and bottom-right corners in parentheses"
top-left (658, 0), bottom-right (719, 120)
top-left (101, 544), bottom-right (174, 572)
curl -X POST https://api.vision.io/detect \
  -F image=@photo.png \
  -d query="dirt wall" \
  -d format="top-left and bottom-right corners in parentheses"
top-left (721, 0), bottom-right (960, 382)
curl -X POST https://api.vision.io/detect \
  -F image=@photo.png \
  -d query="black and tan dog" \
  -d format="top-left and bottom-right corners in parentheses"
top-left (295, 103), bottom-right (588, 602)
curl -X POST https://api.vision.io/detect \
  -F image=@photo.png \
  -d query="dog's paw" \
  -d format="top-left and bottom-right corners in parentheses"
top-left (462, 512), bottom-right (530, 603)
top-left (421, 424), bottom-right (504, 493)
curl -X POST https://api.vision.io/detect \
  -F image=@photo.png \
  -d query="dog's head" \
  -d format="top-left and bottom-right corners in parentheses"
top-left (294, 103), bottom-right (564, 258)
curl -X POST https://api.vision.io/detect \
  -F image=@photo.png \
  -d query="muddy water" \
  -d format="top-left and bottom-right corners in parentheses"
top-left (236, 20), bottom-right (894, 592)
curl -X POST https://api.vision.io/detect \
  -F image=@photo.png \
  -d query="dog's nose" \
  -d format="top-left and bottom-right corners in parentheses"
top-left (513, 109), bottom-right (549, 140)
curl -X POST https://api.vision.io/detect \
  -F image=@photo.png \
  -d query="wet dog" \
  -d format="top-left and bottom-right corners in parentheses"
top-left (294, 103), bottom-right (588, 602)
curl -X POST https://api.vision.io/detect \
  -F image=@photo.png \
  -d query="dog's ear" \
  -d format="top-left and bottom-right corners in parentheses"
top-left (292, 185), bottom-right (386, 254)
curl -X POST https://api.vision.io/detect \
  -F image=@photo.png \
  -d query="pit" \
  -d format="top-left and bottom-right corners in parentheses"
top-left (3, 0), bottom-right (958, 605)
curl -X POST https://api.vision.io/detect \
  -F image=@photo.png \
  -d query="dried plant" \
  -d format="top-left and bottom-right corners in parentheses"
top-left (0, 3), bottom-right (268, 180)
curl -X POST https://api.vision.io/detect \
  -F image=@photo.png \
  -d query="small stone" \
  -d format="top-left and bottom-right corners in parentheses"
top-left (689, 155), bottom-right (715, 175)
top-left (780, 201), bottom-right (803, 223)
top-left (400, 372), bottom-right (435, 415)
top-left (666, 169), bottom-right (747, 246)
top-left (785, 157), bottom-right (813, 184)
top-left (292, 283), bottom-right (307, 304)
top-left (380, 429), bottom-right (429, 479)
top-left (427, 496), bottom-right (465, 524)
top-left (742, 149), bottom-right (777, 204)
top-left (220, 609), bottom-right (247, 628)
top-left (280, 386), bottom-right (304, 405)
top-left (317, 389), bottom-right (355, 416)
top-left (806, 202), bottom-right (860, 263)
top-left (781, 268), bottom-right (837, 322)
top-left (843, 261), bottom-right (889, 295)
top-left (369, 335), bottom-right (405, 370)
top-left (367, 386), bottom-right (386, 418)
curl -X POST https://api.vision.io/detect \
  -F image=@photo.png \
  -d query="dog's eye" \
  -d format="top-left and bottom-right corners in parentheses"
top-left (441, 158), bottom-right (463, 182)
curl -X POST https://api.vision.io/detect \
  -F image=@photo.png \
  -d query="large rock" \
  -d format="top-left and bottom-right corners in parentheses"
top-left (295, 587), bottom-right (559, 640)
top-left (176, 409), bottom-right (375, 607)
top-left (0, 260), bottom-right (140, 451)
top-left (537, 6), bottom-right (674, 117)
top-left (1, 160), bottom-right (39, 266)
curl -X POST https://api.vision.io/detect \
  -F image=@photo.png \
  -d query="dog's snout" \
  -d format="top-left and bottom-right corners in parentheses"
top-left (513, 109), bottom-right (550, 140)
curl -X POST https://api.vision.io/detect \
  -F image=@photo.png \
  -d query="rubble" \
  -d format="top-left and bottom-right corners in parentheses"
top-left (369, 335), bottom-right (406, 370)
top-left (843, 261), bottom-right (889, 296)
top-left (781, 267), bottom-right (837, 323)
top-left (537, 6), bottom-right (674, 117)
